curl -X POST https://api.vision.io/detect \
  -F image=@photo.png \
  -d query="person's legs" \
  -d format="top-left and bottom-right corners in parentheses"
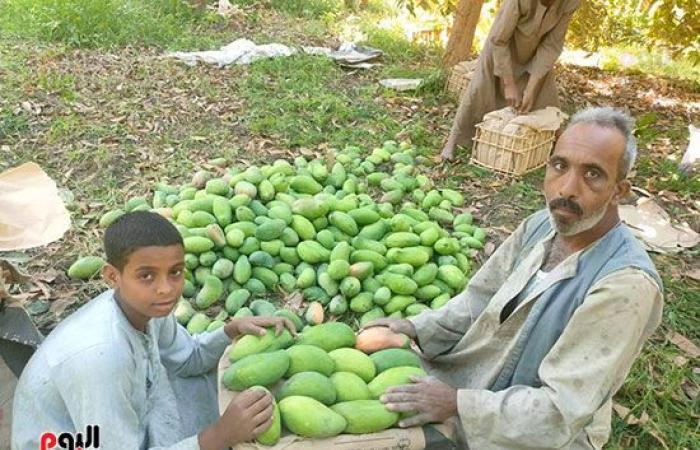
top-left (441, 60), bottom-right (499, 161)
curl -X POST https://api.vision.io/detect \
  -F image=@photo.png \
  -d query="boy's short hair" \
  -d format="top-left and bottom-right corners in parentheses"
top-left (104, 211), bottom-right (183, 271)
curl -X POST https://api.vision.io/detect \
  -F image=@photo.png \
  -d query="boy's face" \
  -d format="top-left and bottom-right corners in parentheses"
top-left (103, 244), bottom-right (185, 323)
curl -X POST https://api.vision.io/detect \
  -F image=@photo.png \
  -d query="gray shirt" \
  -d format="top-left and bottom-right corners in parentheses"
top-left (12, 290), bottom-right (231, 450)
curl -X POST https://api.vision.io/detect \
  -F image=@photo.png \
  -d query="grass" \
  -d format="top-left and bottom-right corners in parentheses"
top-left (0, 0), bottom-right (228, 49)
top-left (233, 0), bottom-right (345, 19)
top-left (629, 111), bottom-right (700, 203)
top-left (607, 265), bottom-right (700, 449)
top-left (1, 2), bottom-right (698, 448)
top-left (0, 109), bottom-right (29, 140)
top-left (240, 55), bottom-right (400, 149)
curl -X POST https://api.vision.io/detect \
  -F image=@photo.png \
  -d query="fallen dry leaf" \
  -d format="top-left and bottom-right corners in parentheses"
top-left (683, 268), bottom-right (700, 282)
top-left (648, 430), bottom-right (670, 450)
top-left (32, 280), bottom-right (52, 300)
top-left (612, 402), bottom-right (650, 426)
top-left (280, 291), bottom-right (304, 314)
top-left (668, 331), bottom-right (700, 358)
top-left (612, 403), bottom-right (669, 449)
top-left (682, 380), bottom-right (698, 401)
top-left (673, 355), bottom-right (689, 367)
top-left (49, 297), bottom-right (76, 317)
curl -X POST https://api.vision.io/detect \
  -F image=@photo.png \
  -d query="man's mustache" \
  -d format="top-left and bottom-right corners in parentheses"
top-left (548, 197), bottom-right (583, 216)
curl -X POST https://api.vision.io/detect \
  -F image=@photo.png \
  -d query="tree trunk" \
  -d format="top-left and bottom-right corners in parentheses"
top-left (443, 0), bottom-right (485, 68)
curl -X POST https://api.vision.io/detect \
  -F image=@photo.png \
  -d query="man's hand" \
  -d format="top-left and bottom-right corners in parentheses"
top-left (224, 315), bottom-right (297, 340)
top-left (519, 75), bottom-right (543, 113)
top-left (502, 77), bottom-right (521, 109)
top-left (381, 376), bottom-right (458, 428)
top-left (361, 318), bottom-right (416, 340)
top-left (199, 389), bottom-right (274, 449)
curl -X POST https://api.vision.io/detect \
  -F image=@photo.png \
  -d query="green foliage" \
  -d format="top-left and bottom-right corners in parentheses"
top-left (397, 0), bottom-right (698, 64)
top-left (395, 0), bottom-right (457, 16)
top-left (645, 0), bottom-right (699, 62)
top-left (560, 0), bottom-right (698, 63)
top-left (0, 0), bottom-right (219, 48)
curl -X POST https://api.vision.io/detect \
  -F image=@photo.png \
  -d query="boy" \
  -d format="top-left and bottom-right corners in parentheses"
top-left (12, 211), bottom-right (295, 450)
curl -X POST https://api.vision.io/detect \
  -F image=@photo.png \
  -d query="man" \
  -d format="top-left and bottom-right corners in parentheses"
top-left (441, 0), bottom-right (580, 161)
top-left (369, 107), bottom-right (663, 449)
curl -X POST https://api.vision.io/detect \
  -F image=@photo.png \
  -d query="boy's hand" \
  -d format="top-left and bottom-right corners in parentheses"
top-left (224, 316), bottom-right (297, 340)
top-left (199, 389), bottom-right (273, 449)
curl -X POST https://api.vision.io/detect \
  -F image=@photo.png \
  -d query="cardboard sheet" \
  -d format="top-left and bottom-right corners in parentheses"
top-left (217, 345), bottom-right (453, 450)
top-left (0, 163), bottom-right (71, 251)
top-left (620, 197), bottom-right (700, 254)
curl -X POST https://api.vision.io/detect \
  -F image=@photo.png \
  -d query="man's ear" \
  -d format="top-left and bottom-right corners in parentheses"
top-left (613, 179), bottom-right (631, 204)
top-left (102, 263), bottom-right (120, 289)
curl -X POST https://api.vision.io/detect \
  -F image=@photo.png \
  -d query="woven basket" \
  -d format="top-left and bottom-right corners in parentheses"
top-left (447, 59), bottom-right (477, 98)
top-left (471, 124), bottom-right (555, 175)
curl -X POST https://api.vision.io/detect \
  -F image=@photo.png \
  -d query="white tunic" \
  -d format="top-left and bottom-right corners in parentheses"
top-left (12, 290), bottom-right (231, 450)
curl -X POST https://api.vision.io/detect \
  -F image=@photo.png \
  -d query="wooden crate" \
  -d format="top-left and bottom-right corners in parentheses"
top-left (471, 124), bottom-right (555, 175)
top-left (447, 59), bottom-right (477, 98)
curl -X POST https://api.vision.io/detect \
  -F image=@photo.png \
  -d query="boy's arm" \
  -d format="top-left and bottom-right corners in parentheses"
top-left (159, 315), bottom-right (296, 377)
top-left (53, 346), bottom-right (201, 450)
top-left (158, 314), bottom-right (231, 377)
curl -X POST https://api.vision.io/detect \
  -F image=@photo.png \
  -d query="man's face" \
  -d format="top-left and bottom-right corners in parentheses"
top-left (544, 123), bottom-right (629, 236)
top-left (103, 245), bottom-right (185, 322)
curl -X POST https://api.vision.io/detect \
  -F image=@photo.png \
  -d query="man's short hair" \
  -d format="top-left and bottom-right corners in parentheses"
top-left (566, 107), bottom-right (637, 180)
top-left (104, 211), bottom-right (183, 271)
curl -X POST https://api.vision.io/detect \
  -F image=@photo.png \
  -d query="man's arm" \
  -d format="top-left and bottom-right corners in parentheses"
top-left (489, 0), bottom-right (520, 80)
top-left (527, 2), bottom-right (579, 81)
top-left (409, 216), bottom-right (529, 359)
top-left (455, 269), bottom-right (662, 449)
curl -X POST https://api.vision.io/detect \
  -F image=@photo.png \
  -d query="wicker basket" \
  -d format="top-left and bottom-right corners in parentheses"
top-left (447, 59), bottom-right (477, 98)
top-left (471, 124), bottom-right (555, 175)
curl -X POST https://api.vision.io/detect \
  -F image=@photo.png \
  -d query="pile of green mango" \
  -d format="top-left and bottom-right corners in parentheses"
top-left (69, 140), bottom-right (486, 333)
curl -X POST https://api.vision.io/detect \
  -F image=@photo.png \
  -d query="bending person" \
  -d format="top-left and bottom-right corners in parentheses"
top-left (441, 0), bottom-right (580, 161)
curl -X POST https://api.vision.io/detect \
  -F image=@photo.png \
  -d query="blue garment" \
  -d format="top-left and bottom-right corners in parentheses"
top-left (490, 210), bottom-right (662, 391)
top-left (12, 290), bottom-right (230, 450)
